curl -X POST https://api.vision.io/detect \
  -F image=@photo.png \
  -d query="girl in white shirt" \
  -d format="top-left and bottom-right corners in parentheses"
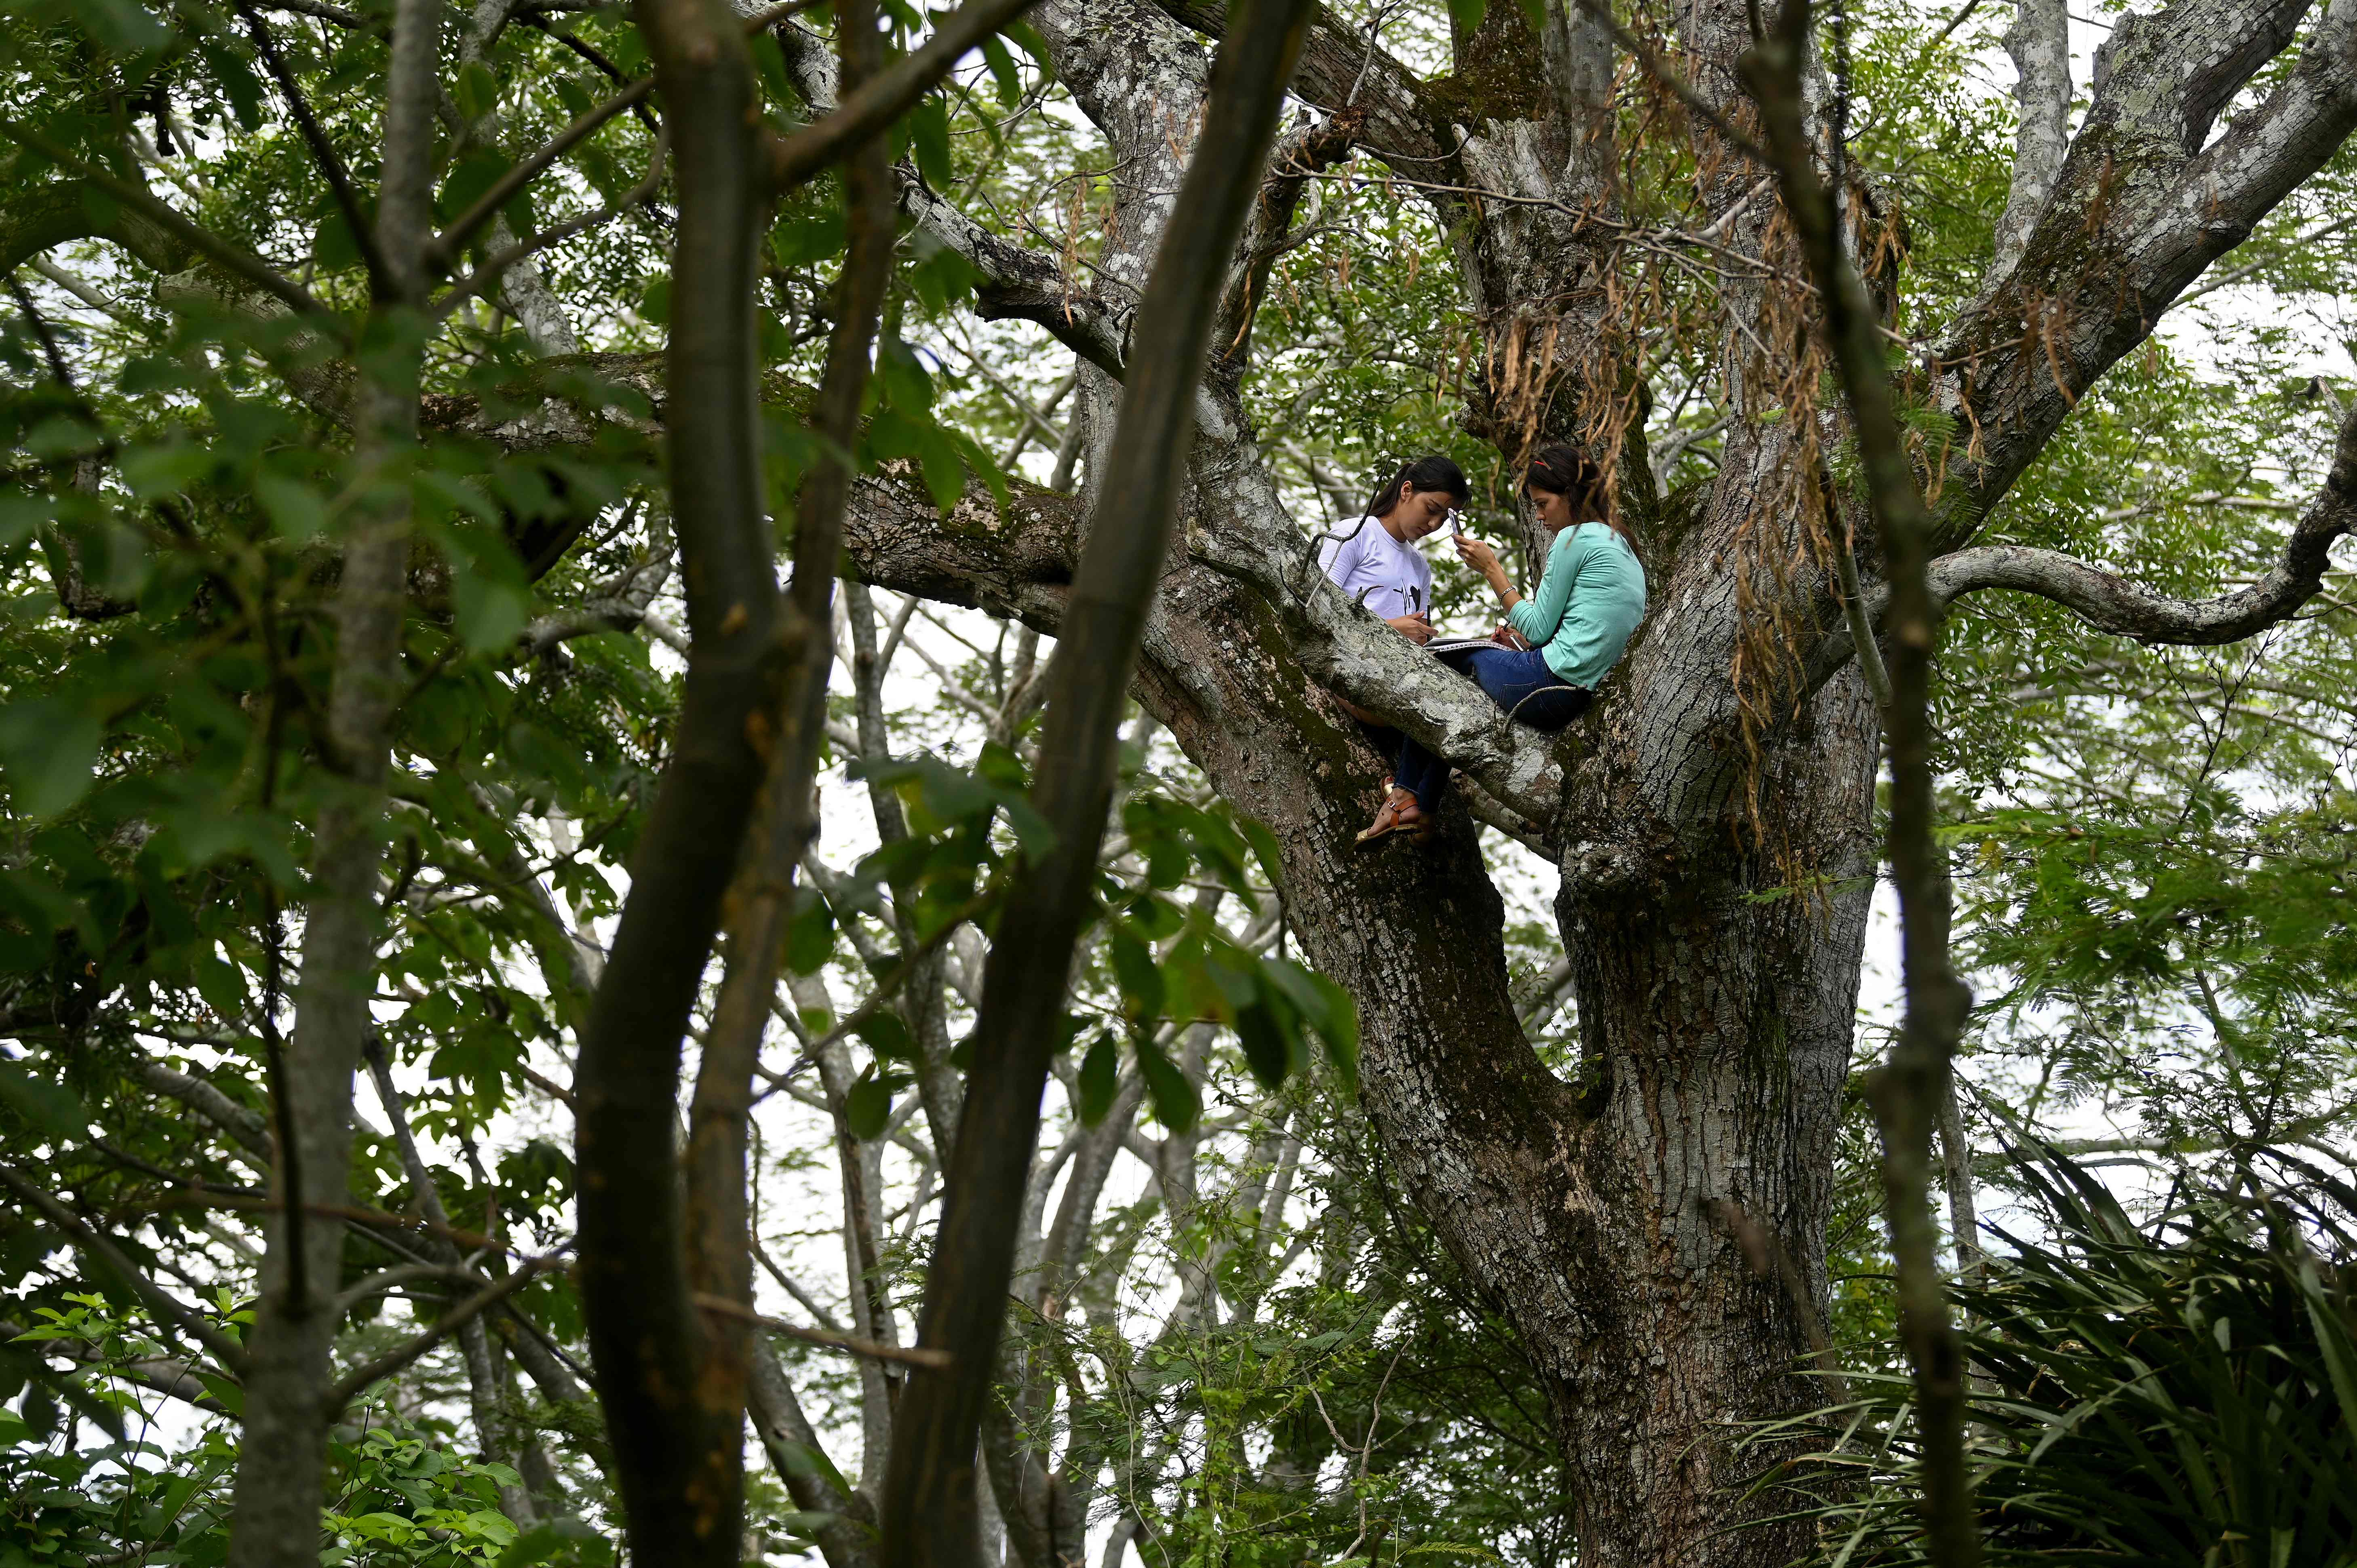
top-left (1315, 454), bottom-right (1467, 643)
top-left (1317, 455), bottom-right (1471, 823)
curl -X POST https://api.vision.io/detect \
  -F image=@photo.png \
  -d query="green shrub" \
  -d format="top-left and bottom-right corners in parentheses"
top-left (1749, 1149), bottom-right (2357, 1567)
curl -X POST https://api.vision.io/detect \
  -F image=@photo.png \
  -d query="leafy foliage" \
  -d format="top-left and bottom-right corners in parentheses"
top-left (1755, 1149), bottom-right (2357, 1567)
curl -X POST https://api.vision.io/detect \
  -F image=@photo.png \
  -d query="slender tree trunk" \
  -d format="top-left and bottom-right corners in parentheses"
top-left (226, 0), bottom-right (440, 1551)
top-left (879, 1), bottom-right (1316, 1558)
top-left (572, 0), bottom-right (778, 1557)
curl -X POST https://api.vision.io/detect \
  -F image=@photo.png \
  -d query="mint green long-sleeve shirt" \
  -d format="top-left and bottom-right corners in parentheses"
top-left (1506, 521), bottom-right (1647, 688)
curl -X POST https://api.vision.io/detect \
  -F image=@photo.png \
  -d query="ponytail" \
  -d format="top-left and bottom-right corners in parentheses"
top-left (1363, 453), bottom-right (1472, 523)
top-left (1525, 443), bottom-right (1637, 554)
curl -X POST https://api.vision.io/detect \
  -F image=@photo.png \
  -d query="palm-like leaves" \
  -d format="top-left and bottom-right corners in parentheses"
top-left (1748, 1149), bottom-right (2357, 1567)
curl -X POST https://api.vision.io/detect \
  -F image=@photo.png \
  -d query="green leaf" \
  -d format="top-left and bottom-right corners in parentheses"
top-left (119, 441), bottom-right (213, 499)
top-left (1077, 1033), bottom-right (1118, 1125)
top-left (874, 337), bottom-right (935, 415)
top-left (1004, 18), bottom-right (1052, 69)
top-left (255, 473), bottom-right (331, 541)
top-left (1233, 995), bottom-right (1299, 1090)
top-left (0, 700), bottom-right (102, 817)
top-left (453, 61), bottom-right (501, 125)
top-left (1446, 0), bottom-right (1487, 32)
top-left (314, 211), bottom-right (363, 274)
top-left (844, 1073), bottom-right (893, 1140)
top-left (200, 39), bottom-right (266, 130)
top-left (1237, 816), bottom-right (1286, 894)
top-left (1134, 1038), bottom-right (1197, 1134)
top-left (978, 33), bottom-right (1022, 105)
top-left (851, 1011), bottom-right (916, 1064)
top-left (772, 205), bottom-right (847, 268)
top-left (786, 889), bottom-right (835, 976)
top-left (0, 1058), bottom-right (88, 1142)
top-left (194, 955), bottom-right (249, 1018)
top-left (1109, 925), bottom-right (1165, 1021)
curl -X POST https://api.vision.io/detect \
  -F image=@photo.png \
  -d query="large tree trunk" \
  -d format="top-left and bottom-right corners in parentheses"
top-left (1123, 433), bottom-right (1882, 1558)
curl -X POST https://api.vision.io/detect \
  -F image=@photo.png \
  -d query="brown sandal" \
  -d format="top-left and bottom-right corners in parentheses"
top-left (1355, 789), bottom-right (1433, 848)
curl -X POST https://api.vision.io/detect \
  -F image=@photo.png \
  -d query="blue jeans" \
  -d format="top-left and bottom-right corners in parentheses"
top-left (1379, 647), bottom-right (1591, 812)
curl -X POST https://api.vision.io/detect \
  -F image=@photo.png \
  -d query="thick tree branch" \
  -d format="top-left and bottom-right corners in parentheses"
top-left (895, 177), bottom-right (1127, 377)
top-left (571, 0), bottom-right (795, 1556)
top-left (1940, 0), bottom-right (2357, 525)
top-left (1807, 405), bottom-right (2357, 688)
top-left (1922, 419), bottom-right (2357, 637)
top-left (227, 0), bottom-right (447, 1555)
top-left (747, 1347), bottom-right (881, 1568)
top-left (1213, 107), bottom-right (1365, 373)
top-left (1986, 0), bottom-right (2070, 282)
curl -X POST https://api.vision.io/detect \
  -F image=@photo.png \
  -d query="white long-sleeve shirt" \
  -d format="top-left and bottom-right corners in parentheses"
top-left (1317, 517), bottom-right (1432, 621)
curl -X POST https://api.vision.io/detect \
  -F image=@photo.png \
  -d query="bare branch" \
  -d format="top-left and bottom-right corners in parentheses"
top-left (327, 1253), bottom-right (567, 1410)
top-left (1922, 406), bottom-right (2357, 640)
top-left (691, 1294), bottom-right (951, 1368)
top-left (0, 1162), bottom-right (248, 1371)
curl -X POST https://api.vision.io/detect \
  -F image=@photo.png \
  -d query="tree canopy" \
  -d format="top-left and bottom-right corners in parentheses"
top-left (3, 0), bottom-right (2355, 1561)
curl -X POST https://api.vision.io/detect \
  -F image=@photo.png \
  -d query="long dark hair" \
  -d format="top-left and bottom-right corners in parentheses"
top-left (1364, 454), bottom-right (1471, 522)
top-left (1524, 443), bottom-right (1637, 553)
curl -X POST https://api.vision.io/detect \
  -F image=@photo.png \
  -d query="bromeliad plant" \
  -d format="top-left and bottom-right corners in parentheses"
top-left (1748, 1148), bottom-right (2357, 1566)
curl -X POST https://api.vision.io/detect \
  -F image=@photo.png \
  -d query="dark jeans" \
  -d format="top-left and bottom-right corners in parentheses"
top-left (1375, 646), bottom-right (1591, 812)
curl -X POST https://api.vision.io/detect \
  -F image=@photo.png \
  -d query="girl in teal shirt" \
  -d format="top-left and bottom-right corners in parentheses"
top-left (1357, 444), bottom-right (1647, 846)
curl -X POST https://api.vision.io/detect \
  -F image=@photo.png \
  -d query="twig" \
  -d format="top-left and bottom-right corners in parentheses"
top-left (690, 1293), bottom-right (951, 1367)
top-left (424, 80), bottom-right (657, 275)
top-left (334, 1262), bottom-right (485, 1315)
top-left (234, 0), bottom-right (390, 287)
top-left (0, 1162), bottom-right (248, 1371)
top-left (328, 1251), bottom-right (567, 1408)
top-left (434, 125), bottom-right (670, 316)
top-left (0, 119), bottom-right (341, 332)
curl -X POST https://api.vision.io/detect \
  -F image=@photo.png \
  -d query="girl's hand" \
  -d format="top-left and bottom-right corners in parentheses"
top-left (1386, 613), bottom-right (1435, 645)
top-left (1453, 535), bottom-right (1503, 580)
